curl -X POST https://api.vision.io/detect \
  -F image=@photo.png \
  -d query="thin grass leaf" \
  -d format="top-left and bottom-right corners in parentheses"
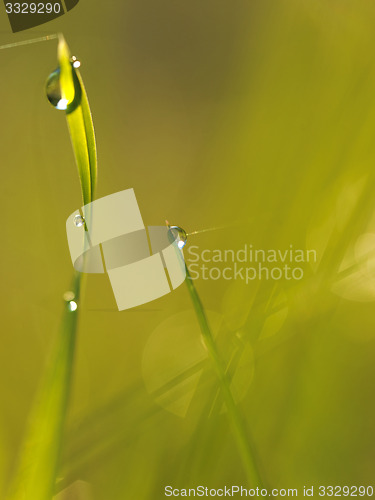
top-left (6, 36), bottom-right (97, 500)
top-left (184, 265), bottom-right (264, 488)
top-left (166, 227), bottom-right (264, 488)
top-left (59, 35), bottom-right (97, 205)
top-left (6, 275), bottom-right (80, 500)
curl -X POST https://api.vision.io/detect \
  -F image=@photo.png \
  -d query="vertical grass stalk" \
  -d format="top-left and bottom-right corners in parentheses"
top-left (7, 274), bottom-right (81, 500)
top-left (185, 265), bottom-right (264, 488)
top-left (6, 35), bottom-right (97, 500)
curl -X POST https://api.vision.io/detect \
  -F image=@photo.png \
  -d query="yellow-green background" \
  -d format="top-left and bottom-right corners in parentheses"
top-left (1, 0), bottom-right (375, 498)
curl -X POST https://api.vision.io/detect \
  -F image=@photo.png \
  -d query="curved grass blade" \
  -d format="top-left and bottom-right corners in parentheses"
top-left (59, 35), bottom-right (97, 205)
top-left (6, 36), bottom-right (97, 500)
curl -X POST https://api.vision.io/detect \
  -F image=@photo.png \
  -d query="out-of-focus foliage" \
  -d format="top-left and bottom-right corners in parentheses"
top-left (1, 0), bottom-right (375, 498)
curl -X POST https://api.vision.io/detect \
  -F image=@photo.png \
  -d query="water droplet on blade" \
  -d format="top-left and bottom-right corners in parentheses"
top-left (45, 62), bottom-right (81, 111)
top-left (168, 226), bottom-right (187, 249)
top-left (71, 55), bottom-right (81, 68)
top-left (68, 300), bottom-right (78, 312)
top-left (63, 291), bottom-right (75, 301)
top-left (73, 215), bottom-right (85, 227)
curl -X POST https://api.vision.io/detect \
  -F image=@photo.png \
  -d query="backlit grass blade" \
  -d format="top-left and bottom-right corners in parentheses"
top-left (59, 34), bottom-right (97, 205)
top-left (166, 226), bottom-right (264, 488)
top-left (6, 36), bottom-right (97, 500)
top-left (7, 275), bottom-right (80, 500)
top-left (184, 265), bottom-right (264, 488)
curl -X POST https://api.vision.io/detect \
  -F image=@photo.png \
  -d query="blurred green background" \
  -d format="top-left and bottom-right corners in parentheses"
top-left (1, 0), bottom-right (375, 498)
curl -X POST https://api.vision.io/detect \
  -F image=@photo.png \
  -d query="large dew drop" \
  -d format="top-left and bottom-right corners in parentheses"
top-left (45, 59), bottom-right (81, 111)
top-left (168, 226), bottom-right (187, 249)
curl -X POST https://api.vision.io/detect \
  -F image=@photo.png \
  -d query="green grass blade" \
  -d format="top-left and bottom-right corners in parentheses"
top-left (7, 275), bottom-right (80, 500)
top-left (6, 36), bottom-right (97, 500)
top-left (184, 265), bottom-right (264, 488)
top-left (166, 228), bottom-right (264, 487)
top-left (59, 35), bottom-right (97, 205)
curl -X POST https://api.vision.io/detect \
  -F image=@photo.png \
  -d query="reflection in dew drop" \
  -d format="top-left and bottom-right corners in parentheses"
top-left (73, 215), bottom-right (85, 227)
top-left (68, 301), bottom-right (78, 312)
top-left (45, 62), bottom-right (81, 111)
top-left (71, 55), bottom-right (81, 68)
top-left (168, 226), bottom-right (187, 249)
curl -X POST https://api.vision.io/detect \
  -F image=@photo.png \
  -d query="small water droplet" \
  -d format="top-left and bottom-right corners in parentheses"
top-left (45, 62), bottom-right (81, 111)
top-left (68, 300), bottom-right (78, 312)
top-left (63, 291), bottom-right (75, 302)
top-left (73, 215), bottom-right (85, 227)
top-left (71, 56), bottom-right (81, 68)
top-left (168, 226), bottom-right (187, 249)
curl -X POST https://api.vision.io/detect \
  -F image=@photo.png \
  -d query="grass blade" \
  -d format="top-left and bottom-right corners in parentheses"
top-left (185, 264), bottom-right (264, 488)
top-left (166, 226), bottom-right (264, 487)
top-left (6, 36), bottom-right (97, 500)
top-left (7, 275), bottom-right (80, 500)
top-left (59, 35), bottom-right (97, 205)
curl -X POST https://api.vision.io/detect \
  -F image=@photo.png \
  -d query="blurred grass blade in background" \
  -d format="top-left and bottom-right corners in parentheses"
top-left (6, 276), bottom-right (81, 500)
top-left (6, 36), bottom-right (97, 500)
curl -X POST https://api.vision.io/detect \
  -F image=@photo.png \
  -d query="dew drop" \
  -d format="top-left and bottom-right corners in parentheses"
top-left (68, 300), bottom-right (78, 312)
top-left (73, 215), bottom-right (85, 227)
top-left (63, 291), bottom-right (75, 302)
top-left (168, 226), bottom-right (187, 249)
top-left (45, 62), bottom-right (81, 111)
top-left (71, 56), bottom-right (81, 68)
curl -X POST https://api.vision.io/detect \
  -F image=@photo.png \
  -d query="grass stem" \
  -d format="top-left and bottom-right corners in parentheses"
top-left (184, 264), bottom-right (264, 488)
top-left (6, 273), bottom-right (81, 500)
